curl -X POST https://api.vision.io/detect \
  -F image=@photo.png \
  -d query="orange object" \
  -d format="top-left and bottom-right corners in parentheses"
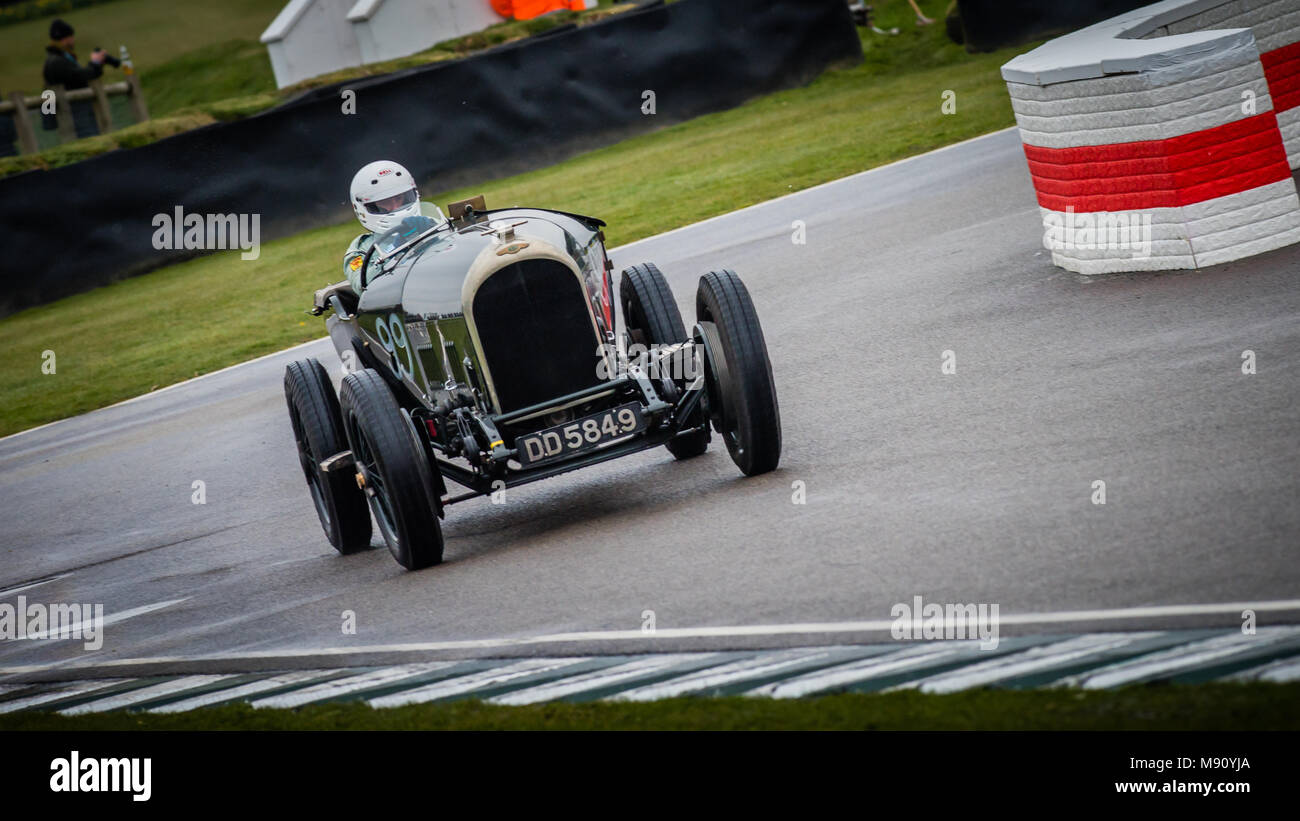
top-left (491, 0), bottom-right (587, 21)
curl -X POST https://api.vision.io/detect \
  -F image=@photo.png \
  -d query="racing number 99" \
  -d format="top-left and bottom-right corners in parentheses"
top-left (374, 313), bottom-right (414, 381)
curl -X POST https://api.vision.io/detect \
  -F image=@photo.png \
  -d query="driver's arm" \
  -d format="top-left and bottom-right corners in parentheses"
top-left (343, 233), bottom-right (373, 294)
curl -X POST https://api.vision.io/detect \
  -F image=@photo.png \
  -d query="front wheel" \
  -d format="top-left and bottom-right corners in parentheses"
top-left (695, 270), bottom-right (781, 476)
top-left (339, 370), bottom-right (444, 570)
top-left (284, 358), bottom-right (372, 553)
top-left (620, 262), bottom-right (709, 460)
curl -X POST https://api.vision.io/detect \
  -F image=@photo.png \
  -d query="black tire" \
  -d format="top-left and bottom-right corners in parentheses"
top-left (695, 270), bottom-right (781, 476)
top-left (284, 358), bottom-right (372, 553)
top-left (620, 262), bottom-right (709, 459)
top-left (338, 369), bottom-right (445, 570)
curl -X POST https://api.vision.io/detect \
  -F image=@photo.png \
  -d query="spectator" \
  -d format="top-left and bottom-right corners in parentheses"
top-left (42, 18), bottom-right (120, 138)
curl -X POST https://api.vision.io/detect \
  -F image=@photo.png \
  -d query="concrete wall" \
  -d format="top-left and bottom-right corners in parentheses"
top-left (262, 0), bottom-right (365, 89)
top-left (262, 0), bottom-right (522, 88)
top-left (348, 0), bottom-right (504, 67)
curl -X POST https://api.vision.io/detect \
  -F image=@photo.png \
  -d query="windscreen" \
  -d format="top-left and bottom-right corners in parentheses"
top-left (372, 202), bottom-right (450, 259)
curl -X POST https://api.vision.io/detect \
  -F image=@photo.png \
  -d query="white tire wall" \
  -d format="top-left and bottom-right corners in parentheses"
top-left (1002, 0), bottom-right (1300, 274)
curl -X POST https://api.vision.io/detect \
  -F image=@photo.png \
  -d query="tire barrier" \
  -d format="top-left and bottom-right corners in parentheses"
top-left (1002, 0), bottom-right (1300, 274)
top-left (0, 0), bottom-right (861, 317)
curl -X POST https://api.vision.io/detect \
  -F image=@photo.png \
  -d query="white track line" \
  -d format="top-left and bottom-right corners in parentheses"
top-left (1060, 626), bottom-right (1300, 689)
top-left (14, 631), bottom-right (1300, 711)
top-left (148, 671), bottom-right (333, 713)
top-left (366, 658), bottom-right (589, 707)
top-left (0, 598), bottom-right (188, 646)
top-left (751, 646), bottom-right (966, 699)
top-left (0, 127), bottom-right (1019, 445)
top-left (892, 632), bottom-right (1166, 694)
top-left (1228, 657), bottom-right (1300, 683)
top-left (59, 675), bottom-right (234, 715)
top-left (489, 654), bottom-right (710, 706)
top-left (81, 599), bottom-right (189, 634)
top-left (1, 600), bottom-right (1295, 676)
top-left (249, 663), bottom-right (459, 709)
top-left (0, 680), bottom-right (129, 714)
top-left (609, 647), bottom-right (850, 702)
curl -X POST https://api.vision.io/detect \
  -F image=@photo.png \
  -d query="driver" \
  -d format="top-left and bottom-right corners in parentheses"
top-left (343, 160), bottom-right (429, 294)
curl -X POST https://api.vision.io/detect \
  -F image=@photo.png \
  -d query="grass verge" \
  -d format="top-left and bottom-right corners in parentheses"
top-left (0, 684), bottom-right (1296, 730)
top-left (0, 2), bottom-right (1028, 436)
top-left (0, 0), bottom-right (283, 94)
top-left (0, 1), bottom-right (640, 176)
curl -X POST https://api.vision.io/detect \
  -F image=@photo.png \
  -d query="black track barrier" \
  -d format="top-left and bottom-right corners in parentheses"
top-left (956, 0), bottom-right (1153, 53)
top-left (0, 0), bottom-right (861, 317)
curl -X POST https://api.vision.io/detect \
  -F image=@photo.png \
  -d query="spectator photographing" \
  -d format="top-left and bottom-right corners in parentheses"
top-left (42, 18), bottom-right (121, 138)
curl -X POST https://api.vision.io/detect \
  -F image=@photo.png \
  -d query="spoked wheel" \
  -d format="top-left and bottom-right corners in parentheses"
top-left (695, 270), bottom-right (781, 476)
top-left (620, 262), bottom-right (709, 459)
top-left (339, 369), bottom-right (445, 571)
top-left (283, 358), bottom-right (372, 553)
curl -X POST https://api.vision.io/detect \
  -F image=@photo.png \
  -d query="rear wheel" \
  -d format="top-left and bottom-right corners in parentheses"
top-left (695, 270), bottom-right (781, 476)
top-left (339, 370), bottom-right (444, 570)
top-left (620, 262), bottom-right (708, 459)
top-left (284, 359), bottom-right (372, 553)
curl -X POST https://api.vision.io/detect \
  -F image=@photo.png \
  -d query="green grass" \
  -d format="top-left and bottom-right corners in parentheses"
top-left (0, 1), bottom-right (641, 176)
top-left (1, 684), bottom-right (1296, 730)
top-left (0, 0), bottom-right (284, 94)
top-left (138, 38), bottom-right (277, 119)
top-left (0, 0), bottom-right (283, 175)
top-left (0, 1), bottom-right (1025, 436)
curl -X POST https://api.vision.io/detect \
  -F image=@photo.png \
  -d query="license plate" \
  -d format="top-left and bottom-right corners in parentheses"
top-left (516, 403), bottom-right (646, 466)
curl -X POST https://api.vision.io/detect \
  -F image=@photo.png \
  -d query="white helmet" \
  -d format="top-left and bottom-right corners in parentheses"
top-left (350, 160), bottom-right (421, 234)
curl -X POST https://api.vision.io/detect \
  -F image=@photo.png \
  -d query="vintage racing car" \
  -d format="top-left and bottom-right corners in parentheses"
top-left (284, 196), bottom-right (781, 570)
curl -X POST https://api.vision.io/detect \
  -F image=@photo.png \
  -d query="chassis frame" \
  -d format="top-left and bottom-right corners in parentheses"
top-left (321, 337), bottom-right (714, 513)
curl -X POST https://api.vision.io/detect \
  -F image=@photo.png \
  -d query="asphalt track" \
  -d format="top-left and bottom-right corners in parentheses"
top-left (2, 127), bottom-right (1299, 679)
